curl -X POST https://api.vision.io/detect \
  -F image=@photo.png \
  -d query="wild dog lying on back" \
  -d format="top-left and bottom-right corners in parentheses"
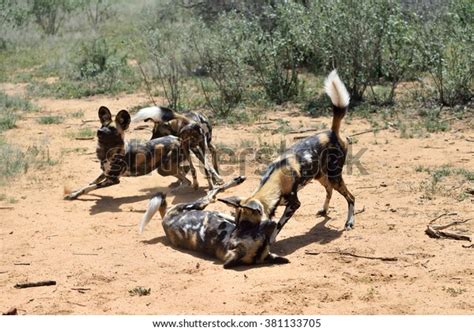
top-left (132, 106), bottom-right (223, 189)
top-left (64, 106), bottom-right (192, 200)
top-left (139, 176), bottom-right (289, 269)
top-left (219, 70), bottom-right (355, 242)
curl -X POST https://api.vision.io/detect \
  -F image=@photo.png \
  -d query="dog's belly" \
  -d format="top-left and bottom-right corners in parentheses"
top-left (162, 211), bottom-right (235, 261)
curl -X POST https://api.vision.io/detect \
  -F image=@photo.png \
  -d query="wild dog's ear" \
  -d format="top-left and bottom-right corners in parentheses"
top-left (241, 200), bottom-right (263, 215)
top-left (98, 106), bottom-right (112, 126)
top-left (115, 110), bottom-right (131, 131)
top-left (218, 196), bottom-right (242, 209)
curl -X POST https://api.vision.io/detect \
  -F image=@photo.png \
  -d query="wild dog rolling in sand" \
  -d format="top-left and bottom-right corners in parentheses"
top-left (132, 106), bottom-right (223, 189)
top-left (139, 176), bottom-right (289, 269)
top-left (219, 70), bottom-right (355, 242)
top-left (64, 106), bottom-right (192, 200)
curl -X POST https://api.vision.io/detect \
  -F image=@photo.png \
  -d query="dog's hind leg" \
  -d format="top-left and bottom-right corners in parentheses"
top-left (332, 177), bottom-right (355, 230)
top-left (183, 147), bottom-right (199, 190)
top-left (317, 177), bottom-right (333, 216)
top-left (208, 142), bottom-right (220, 175)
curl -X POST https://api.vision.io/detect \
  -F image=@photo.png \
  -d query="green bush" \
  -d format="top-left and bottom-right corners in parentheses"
top-left (192, 13), bottom-right (251, 115)
top-left (417, 0), bottom-right (473, 106)
top-left (0, 91), bottom-right (35, 132)
top-left (245, 3), bottom-right (311, 104)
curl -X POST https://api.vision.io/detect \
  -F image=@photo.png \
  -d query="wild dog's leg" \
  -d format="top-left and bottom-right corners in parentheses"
top-left (169, 176), bottom-right (246, 214)
top-left (64, 177), bottom-right (120, 200)
top-left (317, 177), bottom-right (333, 216)
top-left (270, 190), bottom-right (301, 243)
top-left (89, 173), bottom-right (106, 185)
top-left (333, 177), bottom-right (355, 230)
top-left (192, 146), bottom-right (215, 189)
top-left (183, 147), bottom-right (199, 190)
top-left (264, 253), bottom-right (290, 265)
top-left (203, 139), bottom-right (224, 185)
top-left (208, 141), bottom-right (220, 175)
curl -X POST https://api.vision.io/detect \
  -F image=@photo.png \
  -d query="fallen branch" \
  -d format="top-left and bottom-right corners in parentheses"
top-left (75, 137), bottom-right (94, 141)
top-left (14, 280), bottom-right (56, 289)
top-left (426, 218), bottom-right (471, 242)
top-left (67, 301), bottom-right (86, 307)
top-left (71, 287), bottom-right (91, 291)
top-left (72, 252), bottom-right (98, 256)
top-left (13, 263), bottom-right (30, 266)
top-left (0, 206), bottom-right (14, 210)
top-left (462, 244), bottom-right (473, 248)
top-left (305, 250), bottom-right (398, 262)
top-left (81, 119), bottom-right (96, 124)
top-left (354, 206), bottom-right (366, 215)
top-left (429, 212), bottom-right (458, 224)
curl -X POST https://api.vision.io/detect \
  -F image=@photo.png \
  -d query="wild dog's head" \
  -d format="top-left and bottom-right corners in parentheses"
top-left (96, 106), bottom-right (131, 164)
top-left (223, 220), bottom-right (288, 269)
top-left (218, 196), bottom-right (266, 227)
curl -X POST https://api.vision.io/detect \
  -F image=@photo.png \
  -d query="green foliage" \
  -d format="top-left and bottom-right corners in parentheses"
top-left (0, 91), bottom-right (36, 132)
top-left (417, 0), bottom-right (473, 106)
top-left (0, 141), bottom-right (58, 185)
top-left (145, 17), bottom-right (191, 110)
top-left (28, 0), bottom-right (80, 35)
top-left (37, 115), bottom-right (64, 125)
top-left (193, 14), bottom-right (250, 115)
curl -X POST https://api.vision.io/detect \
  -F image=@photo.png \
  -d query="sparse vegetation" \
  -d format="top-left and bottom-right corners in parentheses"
top-left (0, 91), bottom-right (36, 132)
top-left (66, 127), bottom-right (95, 139)
top-left (37, 115), bottom-right (64, 125)
top-left (416, 165), bottom-right (474, 200)
top-left (0, 140), bottom-right (58, 185)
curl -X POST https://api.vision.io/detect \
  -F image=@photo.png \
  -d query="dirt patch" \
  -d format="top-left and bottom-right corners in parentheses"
top-left (0, 90), bottom-right (473, 314)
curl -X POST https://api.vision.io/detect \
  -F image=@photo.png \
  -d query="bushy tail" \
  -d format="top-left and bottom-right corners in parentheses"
top-left (131, 106), bottom-right (175, 124)
top-left (324, 70), bottom-right (350, 134)
top-left (138, 193), bottom-right (166, 234)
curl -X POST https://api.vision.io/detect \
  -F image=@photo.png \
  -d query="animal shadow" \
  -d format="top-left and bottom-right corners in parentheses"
top-left (272, 215), bottom-right (343, 256)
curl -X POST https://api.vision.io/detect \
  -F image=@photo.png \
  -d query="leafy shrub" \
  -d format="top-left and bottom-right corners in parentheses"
top-left (192, 14), bottom-right (251, 115)
top-left (145, 22), bottom-right (190, 110)
top-left (28, 0), bottom-right (79, 35)
top-left (245, 3), bottom-right (311, 104)
top-left (417, 0), bottom-right (473, 106)
top-left (0, 91), bottom-right (35, 132)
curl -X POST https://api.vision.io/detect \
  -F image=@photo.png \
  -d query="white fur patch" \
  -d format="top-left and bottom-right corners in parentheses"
top-left (324, 70), bottom-right (350, 108)
top-left (131, 106), bottom-right (163, 123)
top-left (303, 151), bottom-right (312, 163)
top-left (138, 195), bottom-right (163, 234)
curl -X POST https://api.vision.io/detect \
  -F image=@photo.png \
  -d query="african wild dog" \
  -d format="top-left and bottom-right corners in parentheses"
top-left (64, 106), bottom-right (192, 200)
top-left (219, 70), bottom-right (355, 242)
top-left (139, 176), bottom-right (289, 269)
top-left (132, 106), bottom-right (223, 189)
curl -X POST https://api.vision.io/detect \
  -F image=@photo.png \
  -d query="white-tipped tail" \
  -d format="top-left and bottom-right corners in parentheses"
top-left (138, 195), bottom-right (164, 234)
top-left (324, 70), bottom-right (350, 108)
top-left (131, 106), bottom-right (164, 123)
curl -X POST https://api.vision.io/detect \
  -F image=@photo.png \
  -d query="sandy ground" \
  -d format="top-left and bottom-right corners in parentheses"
top-left (0, 86), bottom-right (473, 314)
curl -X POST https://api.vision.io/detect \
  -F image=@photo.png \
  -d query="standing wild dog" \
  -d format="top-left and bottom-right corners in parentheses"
top-left (132, 106), bottom-right (223, 189)
top-left (139, 176), bottom-right (289, 269)
top-left (219, 70), bottom-right (355, 242)
top-left (64, 106), bottom-right (192, 200)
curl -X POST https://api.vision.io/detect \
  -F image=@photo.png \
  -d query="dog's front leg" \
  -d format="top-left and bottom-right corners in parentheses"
top-left (64, 177), bottom-right (120, 200)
